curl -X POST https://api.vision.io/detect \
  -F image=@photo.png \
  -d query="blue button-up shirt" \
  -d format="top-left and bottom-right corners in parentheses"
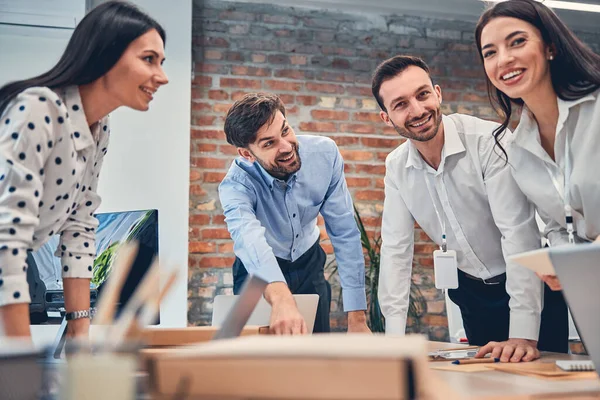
top-left (218, 135), bottom-right (366, 311)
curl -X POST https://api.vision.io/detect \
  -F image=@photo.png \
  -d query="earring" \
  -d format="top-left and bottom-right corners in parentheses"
top-left (549, 55), bottom-right (554, 60)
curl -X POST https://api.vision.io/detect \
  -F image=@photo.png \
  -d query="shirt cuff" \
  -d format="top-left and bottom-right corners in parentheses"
top-left (60, 251), bottom-right (94, 279)
top-left (255, 262), bottom-right (286, 285)
top-left (341, 286), bottom-right (367, 312)
top-left (384, 315), bottom-right (407, 336)
top-left (509, 310), bottom-right (541, 341)
top-left (0, 248), bottom-right (31, 305)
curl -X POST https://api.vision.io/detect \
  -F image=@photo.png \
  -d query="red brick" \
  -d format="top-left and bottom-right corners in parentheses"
top-left (355, 190), bottom-right (384, 201)
top-left (189, 241), bottom-right (216, 253)
top-left (198, 36), bottom-right (230, 48)
top-left (231, 65), bottom-right (271, 77)
top-left (201, 228), bottom-right (231, 240)
top-left (462, 93), bottom-right (488, 103)
top-left (218, 242), bottom-right (234, 253)
top-left (339, 123), bottom-right (376, 134)
top-left (252, 53), bottom-right (267, 63)
top-left (382, 126), bottom-right (399, 136)
top-left (290, 55), bottom-right (307, 65)
top-left (354, 112), bottom-right (381, 123)
top-left (214, 103), bottom-right (232, 113)
top-left (190, 184), bottom-right (207, 196)
top-left (442, 91), bottom-right (459, 102)
top-left (208, 90), bottom-right (228, 101)
top-left (192, 102), bottom-right (212, 112)
top-left (267, 54), bottom-right (290, 64)
top-left (190, 169), bottom-right (202, 182)
top-left (311, 110), bottom-right (349, 121)
top-left (328, 135), bottom-right (360, 146)
top-left (361, 137), bottom-right (401, 148)
top-left (414, 244), bottom-right (439, 254)
top-left (361, 216), bottom-right (382, 227)
top-left (375, 178), bottom-right (384, 189)
top-left (220, 77), bottom-right (261, 89)
top-left (226, 52), bottom-right (245, 62)
top-left (204, 172), bottom-right (227, 183)
top-left (190, 214), bottom-right (210, 225)
top-left (197, 63), bottom-right (229, 74)
top-left (279, 94), bottom-right (295, 105)
top-left (213, 215), bottom-right (226, 225)
top-left (423, 315), bottom-right (447, 326)
top-left (191, 129), bottom-right (225, 140)
top-left (191, 87), bottom-right (206, 100)
top-left (231, 91), bottom-right (253, 101)
top-left (192, 157), bottom-right (227, 169)
top-left (346, 86), bottom-right (371, 97)
top-left (418, 231), bottom-right (432, 242)
top-left (286, 105), bottom-right (299, 115)
top-left (340, 150), bottom-right (373, 161)
top-left (219, 145), bottom-right (238, 156)
top-left (298, 122), bottom-right (337, 133)
top-left (346, 177), bottom-right (372, 187)
top-left (193, 115), bottom-right (216, 126)
top-left (193, 75), bottom-right (212, 87)
top-left (355, 164), bottom-right (386, 174)
top-left (264, 80), bottom-right (302, 92)
top-left (297, 95), bottom-right (318, 106)
top-left (305, 82), bottom-right (345, 94)
top-left (344, 164), bottom-right (353, 174)
top-left (274, 69), bottom-right (310, 80)
top-left (452, 68), bottom-right (484, 79)
top-left (416, 256), bottom-right (434, 268)
top-left (204, 50), bottom-right (223, 60)
top-left (199, 256), bottom-right (235, 268)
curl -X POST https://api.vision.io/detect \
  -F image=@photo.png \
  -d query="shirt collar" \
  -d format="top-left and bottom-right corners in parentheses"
top-left (405, 114), bottom-right (465, 170)
top-left (61, 86), bottom-right (100, 151)
top-left (512, 92), bottom-right (596, 155)
top-left (254, 159), bottom-right (298, 191)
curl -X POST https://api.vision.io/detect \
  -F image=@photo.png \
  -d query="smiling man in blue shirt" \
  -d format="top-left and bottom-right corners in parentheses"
top-left (218, 93), bottom-right (370, 334)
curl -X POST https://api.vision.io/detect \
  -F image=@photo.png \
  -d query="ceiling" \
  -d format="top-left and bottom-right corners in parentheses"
top-left (219, 0), bottom-right (600, 33)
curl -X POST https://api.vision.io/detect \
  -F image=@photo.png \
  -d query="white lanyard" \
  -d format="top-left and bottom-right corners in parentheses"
top-left (424, 174), bottom-right (448, 252)
top-left (544, 136), bottom-right (575, 244)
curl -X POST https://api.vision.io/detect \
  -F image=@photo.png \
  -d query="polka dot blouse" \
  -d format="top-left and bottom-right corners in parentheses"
top-left (0, 86), bottom-right (110, 306)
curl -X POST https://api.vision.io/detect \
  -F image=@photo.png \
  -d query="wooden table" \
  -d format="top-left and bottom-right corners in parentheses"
top-left (429, 341), bottom-right (600, 399)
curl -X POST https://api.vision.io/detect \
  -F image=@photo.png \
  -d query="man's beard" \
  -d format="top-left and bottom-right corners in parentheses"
top-left (252, 143), bottom-right (302, 180)
top-left (390, 108), bottom-right (443, 142)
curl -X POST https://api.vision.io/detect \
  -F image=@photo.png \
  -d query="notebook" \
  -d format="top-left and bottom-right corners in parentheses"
top-left (556, 360), bottom-right (596, 372)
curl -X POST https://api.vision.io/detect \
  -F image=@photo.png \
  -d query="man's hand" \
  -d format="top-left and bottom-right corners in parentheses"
top-left (536, 273), bottom-right (562, 291)
top-left (475, 338), bottom-right (540, 363)
top-left (347, 311), bottom-right (371, 333)
top-left (264, 282), bottom-right (307, 335)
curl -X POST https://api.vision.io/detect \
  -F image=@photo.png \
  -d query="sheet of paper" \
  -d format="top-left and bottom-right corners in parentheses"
top-left (508, 247), bottom-right (555, 275)
top-left (430, 363), bottom-right (491, 372)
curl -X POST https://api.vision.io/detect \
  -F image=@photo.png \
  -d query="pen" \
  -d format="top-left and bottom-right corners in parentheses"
top-left (452, 358), bottom-right (500, 365)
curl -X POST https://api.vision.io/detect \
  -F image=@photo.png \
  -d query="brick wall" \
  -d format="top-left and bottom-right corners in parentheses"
top-left (186, 0), bottom-right (600, 340)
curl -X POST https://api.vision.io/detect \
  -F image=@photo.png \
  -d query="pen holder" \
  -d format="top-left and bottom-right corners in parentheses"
top-left (59, 339), bottom-right (141, 400)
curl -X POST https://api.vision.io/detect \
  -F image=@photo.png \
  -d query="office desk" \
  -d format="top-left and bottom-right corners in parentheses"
top-left (430, 341), bottom-right (600, 399)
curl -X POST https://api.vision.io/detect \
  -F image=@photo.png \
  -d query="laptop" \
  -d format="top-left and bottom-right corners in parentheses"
top-left (212, 293), bottom-right (320, 333)
top-left (549, 243), bottom-right (600, 375)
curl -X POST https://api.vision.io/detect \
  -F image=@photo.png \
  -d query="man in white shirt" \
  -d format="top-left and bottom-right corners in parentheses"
top-left (374, 55), bottom-right (567, 362)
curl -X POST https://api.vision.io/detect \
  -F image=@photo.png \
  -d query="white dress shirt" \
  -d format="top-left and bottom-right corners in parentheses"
top-left (0, 86), bottom-right (109, 306)
top-left (508, 90), bottom-right (600, 245)
top-left (379, 114), bottom-right (543, 340)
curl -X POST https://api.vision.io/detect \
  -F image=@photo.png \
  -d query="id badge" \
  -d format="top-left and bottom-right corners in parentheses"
top-left (433, 249), bottom-right (459, 289)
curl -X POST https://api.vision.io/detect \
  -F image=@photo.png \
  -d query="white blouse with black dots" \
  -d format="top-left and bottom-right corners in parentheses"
top-left (0, 86), bottom-right (110, 306)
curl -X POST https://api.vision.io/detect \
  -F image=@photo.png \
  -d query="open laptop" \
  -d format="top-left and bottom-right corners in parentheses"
top-left (549, 243), bottom-right (600, 375)
top-left (212, 293), bottom-right (320, 333)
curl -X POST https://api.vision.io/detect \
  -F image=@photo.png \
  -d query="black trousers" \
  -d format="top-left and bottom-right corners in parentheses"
top-left (232, 240), bottom-right (331, 333)
top-left (447, 269), bottom-right (569, 353)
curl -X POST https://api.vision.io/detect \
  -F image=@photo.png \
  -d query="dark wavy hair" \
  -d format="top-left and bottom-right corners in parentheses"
top-left (0, 0), bottom-right (165, 117)
top-left (475, 0), bottom-right (600, 157)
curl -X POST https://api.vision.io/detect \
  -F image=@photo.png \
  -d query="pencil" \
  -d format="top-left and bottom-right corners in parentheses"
top-left (452, 358), bottom-right (500, 365)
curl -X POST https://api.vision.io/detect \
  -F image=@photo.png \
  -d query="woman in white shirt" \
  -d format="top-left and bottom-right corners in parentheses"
top-left (475, 0), bottom-right (600, 290)
top-left (0, 1), bottom-right (168, 338)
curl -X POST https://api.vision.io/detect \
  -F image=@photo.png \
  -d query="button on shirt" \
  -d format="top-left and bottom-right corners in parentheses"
top-left (218, 135), bottom-right (367, 311)
top-left (508, 90), bottom-right (600, 245)
top-left (379, 114), bottom-right (542, 339)
top-left (0, 86), bottom-right (109, 306)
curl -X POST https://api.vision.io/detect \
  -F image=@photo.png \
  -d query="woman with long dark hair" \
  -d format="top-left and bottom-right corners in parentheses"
top-left (474, 0), bottom-right (600, 357)
top-left (0, 1), bottom-right (168, 338)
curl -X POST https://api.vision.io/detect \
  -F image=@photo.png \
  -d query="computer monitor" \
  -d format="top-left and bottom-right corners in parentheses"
top-left (26, 209), bottom-right (160, 324)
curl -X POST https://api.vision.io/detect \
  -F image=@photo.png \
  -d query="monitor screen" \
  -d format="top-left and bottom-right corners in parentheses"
top-left (27, 209), bottom-right (159, 324)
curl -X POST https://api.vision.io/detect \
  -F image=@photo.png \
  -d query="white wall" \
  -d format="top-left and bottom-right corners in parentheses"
top-left (91, 0), bottom-right (192, 328)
